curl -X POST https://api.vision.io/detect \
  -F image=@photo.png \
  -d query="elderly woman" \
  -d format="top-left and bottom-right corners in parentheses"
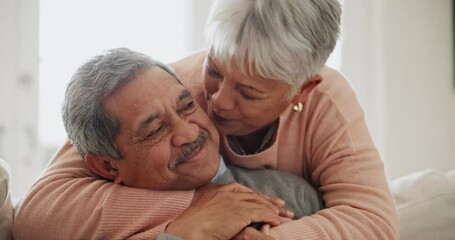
top-left (171, 0), bottom-right (398, 239)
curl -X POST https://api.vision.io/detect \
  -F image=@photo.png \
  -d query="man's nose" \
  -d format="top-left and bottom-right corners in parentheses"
top-left (171, 118), bottom-right (199, 147)
top-left (211, 82), bottom-right (235, 111)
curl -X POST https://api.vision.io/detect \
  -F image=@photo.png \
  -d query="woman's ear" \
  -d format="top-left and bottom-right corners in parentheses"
top-left (291, 75), bottom-right (322, 104)
top-left (85, 154), bottom-right (119, 182)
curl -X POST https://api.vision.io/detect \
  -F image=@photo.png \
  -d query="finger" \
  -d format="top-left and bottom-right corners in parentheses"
top-left (256, 195), bottom-right (293, 219)
top-left (197, 190), bottom-right (283, 226)
top-left (216, 184), bottom-right (289, 216)
top-left (233, 227), bottom-right (275, 240)
top-left (248, 192), bottom-right (293, 218)
top-left (220, 182), bottom-right (255, 193)
top-left (279, 216), bottom-right (293, 224)
top-left (193, 188), bottom-right (284, 227)
top-left (238, 205), bottom-right (281, 226)
top-left (255, 192), bottom-right (286, 207)
top-left (280, 208), bottom-right (294, 219)
top-left (260, 224), bottom-right (270, 235)
top-left (229, 192), bottom-right (281, 215)
top-left (234, 192), bottom-right (294, 222)
top-left (240, 192), bottom-right (294, 218)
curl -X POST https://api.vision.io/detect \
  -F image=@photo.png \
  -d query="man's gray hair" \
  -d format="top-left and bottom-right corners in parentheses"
top-left (205, 0), bottom-right (341, 96)
top-left (62, 48), bottom-right (180, 160)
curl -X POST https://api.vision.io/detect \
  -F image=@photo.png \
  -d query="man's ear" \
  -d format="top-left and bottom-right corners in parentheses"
top-left (291, 75), bottom-right (322, 104)
top-left (85, 153), bottom-right (119, 182)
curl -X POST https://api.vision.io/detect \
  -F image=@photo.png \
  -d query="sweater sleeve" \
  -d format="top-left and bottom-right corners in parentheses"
top-left (13, 141), bottom-right (194, 240)
top-left (268, 69), bottom-right (398, 239)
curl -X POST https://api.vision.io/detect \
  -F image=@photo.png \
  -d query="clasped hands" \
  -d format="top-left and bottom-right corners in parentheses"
top-left (165, 182), bottom-right (294, 240)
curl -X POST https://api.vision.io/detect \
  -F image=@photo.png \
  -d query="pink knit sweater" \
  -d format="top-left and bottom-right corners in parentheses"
top-left (13, 51), bottom-right (398, 239)
top-left (13, 141), bottom-right (195, 239)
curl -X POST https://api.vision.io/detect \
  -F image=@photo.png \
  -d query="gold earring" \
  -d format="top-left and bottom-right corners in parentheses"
top-left (292, 102), bottom-right (303, 112)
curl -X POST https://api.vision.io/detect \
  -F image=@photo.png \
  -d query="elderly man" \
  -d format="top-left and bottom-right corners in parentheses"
top-left (13, 48), bottom-right (323, 240)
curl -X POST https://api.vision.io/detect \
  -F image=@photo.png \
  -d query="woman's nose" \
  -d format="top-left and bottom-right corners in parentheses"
top-left (210, 82), bottom-right (235, 111)
top-left (171, 118), bottom-right (199, 147)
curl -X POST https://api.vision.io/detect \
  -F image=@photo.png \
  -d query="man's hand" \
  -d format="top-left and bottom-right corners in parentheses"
top-left (164, 182), bottom-right (291, 240)
top-left (232, 227), bottom-right (275, 240)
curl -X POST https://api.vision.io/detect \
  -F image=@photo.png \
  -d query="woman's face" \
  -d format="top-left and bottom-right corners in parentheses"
top-left (202, 54), bottom-right (293, 136)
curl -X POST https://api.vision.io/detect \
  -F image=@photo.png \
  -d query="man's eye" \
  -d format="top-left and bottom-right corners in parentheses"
top-left (183, 101), bottom-right (196, 112)
top-left (146, 125), bottom-right (165, 140)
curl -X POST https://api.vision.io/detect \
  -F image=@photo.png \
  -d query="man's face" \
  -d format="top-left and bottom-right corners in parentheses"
top-left (103, 67), bottom-right (220, 190)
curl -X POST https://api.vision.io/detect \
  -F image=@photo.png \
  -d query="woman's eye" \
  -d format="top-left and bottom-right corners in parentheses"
top-left (207, 68), bottom-right (223, 79)
top-left (240, 91), bottom-right (257, 100)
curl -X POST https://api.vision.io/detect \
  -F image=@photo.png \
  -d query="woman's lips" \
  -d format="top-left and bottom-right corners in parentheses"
top-left (212, 112), bottom-right (234, 123)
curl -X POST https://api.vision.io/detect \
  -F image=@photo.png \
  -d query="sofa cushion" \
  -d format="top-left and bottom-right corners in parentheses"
top-left (0, 158), bottom-right (13, 240)
top-left (390, 169), bottom-right (455, 240)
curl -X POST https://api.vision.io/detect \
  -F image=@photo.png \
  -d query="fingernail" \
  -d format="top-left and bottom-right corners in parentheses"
top-left (276, 198), bottom-right (285, 206)
top-left (286, 210), bottom-right (294, 218)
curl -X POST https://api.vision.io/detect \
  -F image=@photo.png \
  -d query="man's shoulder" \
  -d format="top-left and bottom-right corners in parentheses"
top-left (226, 165), bottom-right (323, 218)
top-left (227, 165), bottom-right (309, 189)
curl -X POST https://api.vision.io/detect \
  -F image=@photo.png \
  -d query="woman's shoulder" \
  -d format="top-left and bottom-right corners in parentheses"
top-left (313, 66), bottom-right (361, 113)
top-left (169, 50), bottom-right (208, 110)
top-left (284, 66), bottom-right (364, 129)
top-left (168, 49), bottom-right (207, 85)
top-left (317, 66), bottom-right (355, 95)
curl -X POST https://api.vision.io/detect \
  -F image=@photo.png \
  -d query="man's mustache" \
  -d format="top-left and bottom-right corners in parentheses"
top-left (171, 129), bottom-right (209, 168)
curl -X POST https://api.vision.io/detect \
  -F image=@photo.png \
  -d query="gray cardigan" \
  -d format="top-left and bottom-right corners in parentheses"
top-left (214, 165), bottom-right (324, 219)
top-left (158, 162), bottom-right (325, 240)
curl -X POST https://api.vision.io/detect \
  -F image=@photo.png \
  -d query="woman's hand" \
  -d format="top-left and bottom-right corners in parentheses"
top-left (164, 182), bottom-right (291, 239)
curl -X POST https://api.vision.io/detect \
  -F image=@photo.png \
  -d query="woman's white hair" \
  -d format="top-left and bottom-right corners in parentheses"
top-left (205, 0), bottom-right (341, 96)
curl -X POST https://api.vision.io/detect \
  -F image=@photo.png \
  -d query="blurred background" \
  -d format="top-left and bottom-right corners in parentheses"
top-left (0, 0), bottom-right (454, 199)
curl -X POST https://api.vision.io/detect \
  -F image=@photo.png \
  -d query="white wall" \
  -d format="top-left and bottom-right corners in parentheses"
top-left (342, 0), bottom-right (455, 180)
top-left (0, 0), bottom-right (41, 198)
top-left (383, 0), bottom-right (455, 179)
top-left (341, 0), bottom-right (386, 157)
top-left (183, 0), bottom-right (215, 52)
